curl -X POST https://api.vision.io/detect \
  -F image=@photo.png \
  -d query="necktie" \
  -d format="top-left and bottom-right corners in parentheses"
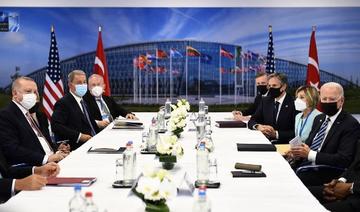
top-left (310, 117), bottom-right (330, 151)
top-left (273, 101), bottom-right (280, 124)
top-left (25, 112), bottom-right (54, 152)
top-left (96, 98), bottom-right (113, 122)
top-left (80, 100), bottom-right (96, 136)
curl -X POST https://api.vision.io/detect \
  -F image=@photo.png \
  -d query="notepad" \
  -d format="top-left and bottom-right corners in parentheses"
top-left (215, 120), bottom-right (246, 128)
top-left (46, 177), bottom-right (97, 186)
top-left (236, 143), bottom-right (276, 152)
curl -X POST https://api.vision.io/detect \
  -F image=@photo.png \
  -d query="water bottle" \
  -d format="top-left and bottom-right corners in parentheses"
top-left (165, 98), bottom-right (171, 119)
top-left (69, 184), bottom-right (85, 212)
top-left (157, 108), bottom-right (166, 131)
top-left (148, 118), bottom-right (159, 151)
top-left (199, 98), bottom-right (205, 113)
top-left (192, 185), bottom-right (211, 212)
top-left (84, 192), bottom-right (98, 212)
top-left (196, 118), bottom-right (206, 141)
top-left (196, 142), bottom-right (209, 184)
top-left (123, 141), bottom-right (136, 185)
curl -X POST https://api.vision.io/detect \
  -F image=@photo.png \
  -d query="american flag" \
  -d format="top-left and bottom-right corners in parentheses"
top-left (42, 26), bottom-right (64, 120)
top-left (266, 25), bottom-right (275, 73)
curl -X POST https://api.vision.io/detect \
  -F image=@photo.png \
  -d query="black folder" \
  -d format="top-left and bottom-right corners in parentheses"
top-left (87, 147), bottom-right (126, 154)
top-left (215, 120), bottom-right (247, 128)
top-left (236, 143), bottom-right (276, 152)
top-left (231, 171), bottom-right (266, 178)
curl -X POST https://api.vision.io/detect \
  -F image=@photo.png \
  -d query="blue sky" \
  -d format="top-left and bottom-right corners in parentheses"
top-left (0, 8), bottom-right (360, 87)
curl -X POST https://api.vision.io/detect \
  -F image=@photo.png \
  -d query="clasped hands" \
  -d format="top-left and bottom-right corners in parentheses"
top-left (256, 124), bottom-right (277, 139)
top-left (323, 179), bottom-right (352, 201)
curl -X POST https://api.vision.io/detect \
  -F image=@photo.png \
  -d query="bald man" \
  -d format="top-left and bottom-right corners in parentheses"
top-left (290, 82), bottom-right (360, 186)
top-left (0, 77), bottom-right (68, 166)
top-left (83, 74), bottom-right (136, 129)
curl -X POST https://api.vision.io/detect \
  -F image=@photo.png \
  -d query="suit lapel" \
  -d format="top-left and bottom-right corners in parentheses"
top-left (68, 94), bottom-right (89, 125)
top-left (277, 94), bottom-right (291, 124)
top-left (321, 111), bottom-right (345, 150)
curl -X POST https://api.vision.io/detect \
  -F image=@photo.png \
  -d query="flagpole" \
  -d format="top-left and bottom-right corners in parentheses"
top-left (198, 55), bottom-right (201, 101)
top-left (156, 48), bottom-right (159, 103)
top-left (185, 46), bottom-right (188, 100)
top-left (234, 47), bottom-right (237, 105)
top-left (241, 52), bottom-right (244, 103)
top-left (170, 48), bottom-right (173, 100)
top-left (219, 46), bottom-right (222, 104)
top-left (139, 55), bottom-right (142, 104)
top-left (133, 57), bottom-right (136, 103)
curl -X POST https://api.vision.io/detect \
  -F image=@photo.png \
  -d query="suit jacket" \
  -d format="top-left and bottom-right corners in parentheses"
top-left (51, 93), bottom-right (100, 150)
top-left (83, 91), bottom-right (130, 121)
top-left (248, 94), bottom-right (297, 144)
top-left (305, 111), bottom-right (360, 168)
top-left (0, 101), bottom-right (55, 166)
top-left (0, 148), bottom-right (32, 203)
top-left (242, 94), bottom-right (263, 116)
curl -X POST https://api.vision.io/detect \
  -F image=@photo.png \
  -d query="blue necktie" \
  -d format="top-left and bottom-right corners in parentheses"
top-left (96, 98), bottom-right (113, 122)
top-left (310, 117), bottom-right (330, 151)
top-left (80, 100), bottom-right (96, 136)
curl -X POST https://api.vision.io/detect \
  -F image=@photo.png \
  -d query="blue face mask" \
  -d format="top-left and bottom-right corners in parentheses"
top-left (75, 84), bottom-right (88, 97)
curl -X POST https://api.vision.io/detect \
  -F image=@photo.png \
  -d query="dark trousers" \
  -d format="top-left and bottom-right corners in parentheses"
top-left (297, 169), bottom-right (343, 186)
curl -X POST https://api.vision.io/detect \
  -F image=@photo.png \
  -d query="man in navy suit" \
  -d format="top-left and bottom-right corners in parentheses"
top-left (248, 73), bottom-right (297, 144)
top-left (290, 82), bottom-right (360, 185)
top-left (0, 147), bottom-right (59, 203)
top-left (83, 74), bottom-right (137, 130)
top-left (52, 70), bottom-right (100, 150)
top-left (0, 77), bottom-right (68, 166)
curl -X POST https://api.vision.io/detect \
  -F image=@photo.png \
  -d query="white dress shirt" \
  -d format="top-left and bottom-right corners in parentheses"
top-left (274, 93), bottom-right (287, 139)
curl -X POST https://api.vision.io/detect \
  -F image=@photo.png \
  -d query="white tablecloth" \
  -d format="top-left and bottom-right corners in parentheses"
top-left (0, 113), bottom-right (327, 212)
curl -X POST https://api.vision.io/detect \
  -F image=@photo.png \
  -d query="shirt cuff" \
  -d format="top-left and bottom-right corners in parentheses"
top-left (11, 179), bottom-right (16, 196)
top-left (76, 133), bottom-right (82, 143)
top-left (253, 124), bottom-right (259, 130)
top-left (350, 183), bottom-right (354, 194)
top-left (307, 150), bottom-right (317, 163)
top-left (32, 166), bottom-right (35, 174)
top-left (275, 131), bottom-right (279, 139)
top-left (338, 177), bottom-right (347, 183)
top-left (42, 155), bottom-right (49, 165)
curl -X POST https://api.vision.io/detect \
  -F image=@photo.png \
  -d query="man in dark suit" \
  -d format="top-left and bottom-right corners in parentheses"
top-left (308, 143), bottom-right (360, 212)
top-left (0, 77), bottom-right (68, 166)
top-left (290, 82), bottom-right (360, 186)
top-left (233, 72), bottom-right (268, 121)
top-left (52, 70), bottom-right (100, 150)
top-left (83, 74), bottom-right (137, 130)
top-left (248, 73), bottom-right (297, 144)
top-left (0, 147), bottom-right (59, 203)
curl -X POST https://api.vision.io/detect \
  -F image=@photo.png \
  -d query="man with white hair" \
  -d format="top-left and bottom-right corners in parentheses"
top-left (51, 70), bottom-right (99, 150)
top-left (83, 74), bottom-right (137, 129)
top-left (291, 82), bottom-right (360, 186)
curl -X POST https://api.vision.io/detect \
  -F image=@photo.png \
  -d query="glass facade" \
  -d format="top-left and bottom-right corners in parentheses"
top-left (25, 40), bottom-right (353, 104)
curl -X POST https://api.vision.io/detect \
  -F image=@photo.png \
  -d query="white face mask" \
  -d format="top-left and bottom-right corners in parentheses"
top-left (294, 98), bottom-right (307, 111)
top-left (91, 86), bottom-right (104, 97)
top-left (20, 93), bottom-right (37, 110)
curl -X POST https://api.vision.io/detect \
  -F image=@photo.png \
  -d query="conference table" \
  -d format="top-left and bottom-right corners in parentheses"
top-left (0, 113), bottom-right (327, 212)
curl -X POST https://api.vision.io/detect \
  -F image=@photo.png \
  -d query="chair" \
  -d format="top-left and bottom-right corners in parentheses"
top-left (295, 139), bottom-right (360, 186)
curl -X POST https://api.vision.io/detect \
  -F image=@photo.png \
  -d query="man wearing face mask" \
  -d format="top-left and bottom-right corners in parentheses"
top-left (51, 70), bottom-right (100, 150)
top-left (291, 82), bottom-right (360, 186)
top-left (233, 72), bottom-right (268, 121)
top-left (83, 74), bottom-right (137, 130)
top-left (248, 73), bottom-right (297, 144)
top-left (0, 77), bottom-right (67, 166)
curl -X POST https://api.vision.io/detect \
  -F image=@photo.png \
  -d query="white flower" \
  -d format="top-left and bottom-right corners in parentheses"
top-left (156, 135), bottom-right (183, 157)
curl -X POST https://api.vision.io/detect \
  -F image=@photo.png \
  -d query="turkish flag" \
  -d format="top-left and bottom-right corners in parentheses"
top-left (94, 26), bottom-right (111, 96)
top-left (306, 28), bottom-right (320, 90)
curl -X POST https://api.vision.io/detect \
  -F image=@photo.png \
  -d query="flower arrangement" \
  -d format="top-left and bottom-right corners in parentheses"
top-left (168, 99), bottom-right (190, 138)
top-left (134, 168), bottom-right (177, 212)
top-left (156, 135), bottom-right (184, 169)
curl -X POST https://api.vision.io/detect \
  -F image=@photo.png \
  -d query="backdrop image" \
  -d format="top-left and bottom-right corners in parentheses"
top-left (0, 7), bottom-right (359, 105)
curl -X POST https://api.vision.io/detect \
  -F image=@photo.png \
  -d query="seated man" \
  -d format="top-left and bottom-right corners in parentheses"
top-left (51, 70), bottom-right (100, 150)
top-left (248, 73), bottom-right (297, 144)
top-left (0, 148), bottom-right (60, 203)
top-left (308, 144), bottom-right (360, 212)
top-left (83, 74), bottom-right (137, 130)
top-left (233, 72), bottom-right (268, 121)
top-left (290, 82), bottom-right (360, 186)
top-left (0, 77), bottom-right (68, 166)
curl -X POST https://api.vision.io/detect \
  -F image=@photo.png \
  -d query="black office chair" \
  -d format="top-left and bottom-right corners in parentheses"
top-left (295, 139), bottom-right (360, 186)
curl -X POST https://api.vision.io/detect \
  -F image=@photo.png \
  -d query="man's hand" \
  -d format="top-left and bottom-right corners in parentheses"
top-left (34, 162), bottom-right (60, 177)
top-left (126, 113), bottom-right (138, 120)
top-left (47, 152), bottom-right (66, 163)
top-left (257, 125), bottom-right (276, 139)
top-left (57, 143), bottom-right (70, 155)
top-left (323, 179), bottom-right (338, 201)
top-left (333, 182), bottom-right (352, 200)
top-left (15, 174), bottom-right (47, 191)
top-left (97, 120), bottom-right (110, 128)
top-left (79, 134), bottom-right (92, 142)
top-left (290, 143), bottom-right (310, 159)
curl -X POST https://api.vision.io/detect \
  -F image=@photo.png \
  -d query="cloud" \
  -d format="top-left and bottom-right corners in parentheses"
top-left (0, 32), bottom-right (25, 44)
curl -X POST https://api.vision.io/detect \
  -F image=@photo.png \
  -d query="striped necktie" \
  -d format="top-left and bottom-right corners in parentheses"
top-left (96, 98), bottom-right (113, 122)
top-left (25, 112), bottom-right (54, 152)
top-left (310, 117), bottom-right (330, 151)
top-left (80, 100), bottom-right (96, 136)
